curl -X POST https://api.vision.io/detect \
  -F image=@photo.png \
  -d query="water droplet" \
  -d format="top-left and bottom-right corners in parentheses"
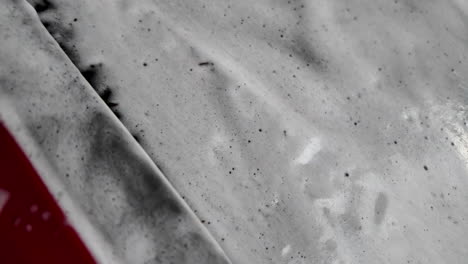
top-left (30, 204), bottom-right (38, 213)
top-left (42, 211), bottom-right (51, 221)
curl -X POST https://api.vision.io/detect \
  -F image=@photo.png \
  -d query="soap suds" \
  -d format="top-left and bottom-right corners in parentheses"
top-left (294, 137), bottom-right (322, 165)
top-left (0, 189), bottom-right (9, 214)
top-left (281, 244), bottom-right (291, 257)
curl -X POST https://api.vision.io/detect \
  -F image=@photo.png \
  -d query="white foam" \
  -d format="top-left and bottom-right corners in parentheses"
top-left (0, 189), bottom-right (9, 214)
top-left (281, 244), bottom-right (291, 257)
top-left (30, 204), bottom-right (38, 213)
top-left (295, 137), bottom-right (322, 165)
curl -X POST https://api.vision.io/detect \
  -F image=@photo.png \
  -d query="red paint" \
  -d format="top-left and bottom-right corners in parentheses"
top-left (0, 123), bottom-right (97, 264)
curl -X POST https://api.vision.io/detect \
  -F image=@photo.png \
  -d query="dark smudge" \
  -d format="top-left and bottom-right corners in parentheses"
top-left (80, 64), bottom-right (123, 119)
top-left (374, 192), bottom-right (388, 225)
top-left (86, 113), bottom-right (184, 218)
top-left (198, 61), bottom-right (215, 66)
top-left (28, 0), bottom-right (81, 64)
top-left (31, 0), bottom-right (55, 13)
top-left (81, 64), bottom-right (100, 87)
top-left (290, 35), bottom-right (328, 72)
